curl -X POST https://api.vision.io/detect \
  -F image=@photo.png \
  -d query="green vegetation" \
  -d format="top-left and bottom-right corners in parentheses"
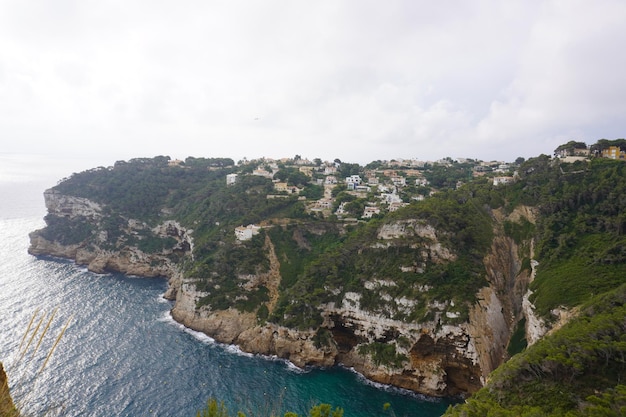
top-left (503, 218), bottom-right (535, 244)
top-left (196, 398), bottom-right (343, 417)
top-left (37, 143), bottom-right (626, 412)
top-left (510, 158), bottom-right (626, 318)
top-left (506, 317), bottom-right (527, 357)
top-left (44, 152), bottom-right (625, 324)
top-left (554, 140), bottom-right (587, 155)
top-left (40, 214), bottom-right (94, 245)
top-left (273, 167), bottom-right (310, 187)
top-left (357, 342), bottom-right (407, 369)
top-left (444, 284), bottom-right (626, 416)
top-left (422, 159), bottom-right (474, 190)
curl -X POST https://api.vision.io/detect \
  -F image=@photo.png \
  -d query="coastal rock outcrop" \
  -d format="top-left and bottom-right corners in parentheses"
top-left (28, 191), bottom-right (191, 289)
top-left (28, 189), bottom-right (544, 398)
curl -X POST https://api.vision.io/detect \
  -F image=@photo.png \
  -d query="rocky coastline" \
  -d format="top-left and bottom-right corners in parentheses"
top-left (27, 190), bottom-right (546, 398)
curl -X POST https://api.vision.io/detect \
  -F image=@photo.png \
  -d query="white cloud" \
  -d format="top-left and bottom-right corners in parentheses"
top-left (0, 0), bottom-right (624, 166)
top-left (476, 0), bottom-right (626, 158)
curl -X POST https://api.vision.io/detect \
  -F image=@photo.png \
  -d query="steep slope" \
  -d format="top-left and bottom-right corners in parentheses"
top-left (444, 284), bottom-right (626, 416)
top-left (27, 154), bottom-right (626, 400)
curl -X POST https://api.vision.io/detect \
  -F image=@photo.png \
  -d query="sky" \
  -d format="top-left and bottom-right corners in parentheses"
top-left (1, 0), bottom-right (626, 172)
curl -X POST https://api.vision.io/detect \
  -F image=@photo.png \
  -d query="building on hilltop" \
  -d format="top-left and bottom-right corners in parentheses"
top-left (362, 205), bottom-right (381, 218)
top-left (324, 165), bottom-right (337, 175)
top-left (493, 176), bottom-right (514, 186)
top-left (235, 224), bottom-right (261, 241)
top-left (415, 178), bottom-right (429, 187)
top-left (345, 175), bottom-right (362, 185)
top-left (391, 176), bottom-right (406, 187)
top-left (226, 173), bottom-right (238, 185)
top-left (274, 182), bottom-right (301, 194)
top-left (325, 175), bottom-right (337, 185)
top-left (168, 159), bottom-right (184, 167)
top-left (602, 146), bottom-right (626, 160)
top-left (252, 167), bottom-right (274, 178)
top-left (388, 201), bottom-right (409, 212)
top-left (313, 199), bottom-right (333, 210)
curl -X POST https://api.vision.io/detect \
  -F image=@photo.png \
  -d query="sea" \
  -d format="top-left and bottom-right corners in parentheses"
top-left (0, 153), bottom-right (454, 417)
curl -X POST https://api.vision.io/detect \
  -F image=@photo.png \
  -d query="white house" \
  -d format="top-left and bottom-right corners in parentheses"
top-left (226, 173), bottom-right (238, 185)
top-left (388, 202), bottom-right (409, 212)
top-left (391, 176), bottom-right (406, 187)
top-left (335, 202), bottom-right (347, 215)
top-left (362, 206), bottom-right (381, 218)
top-left (415, 178), bottom-right (429, 187)
top-left (324, 165), bottom-right (337, 175)
top-left (493, 176), bottom-right (514, 186)
top-left (314, 199), bottom-right (333, 210)
top-left (345, 175), bottom-right (362, 185)
top-left (252, 167), bottom-right (274, 178)
top-left (235, 224), bottom-right (261, 241)
top-left (380, 192), bottom-right (403, 204)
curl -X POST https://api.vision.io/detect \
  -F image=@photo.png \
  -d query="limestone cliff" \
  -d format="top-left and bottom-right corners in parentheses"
top-left (166, 207), bottom-right (540, 397)
top-left (29, 190), bottom-right (191, 289)
top-left (29, 189), bottom-right (544, 398)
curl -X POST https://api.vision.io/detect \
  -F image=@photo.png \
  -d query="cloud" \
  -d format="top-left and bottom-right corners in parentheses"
top-left (0, 0), bottom-right (624, 165)
top-left (476, 0), bottom-right (626, 157)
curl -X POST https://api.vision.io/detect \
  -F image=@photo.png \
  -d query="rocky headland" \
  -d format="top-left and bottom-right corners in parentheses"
top-left (28, 188), bottom-right (542, 397)
top-left (27, 152), bottom-right (626, 414)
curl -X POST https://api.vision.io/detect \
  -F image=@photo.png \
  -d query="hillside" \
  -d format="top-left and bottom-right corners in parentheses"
top-left (27, 148), bottom-right (626, 406)
top-left (444, 284), bottom-right (626, 416)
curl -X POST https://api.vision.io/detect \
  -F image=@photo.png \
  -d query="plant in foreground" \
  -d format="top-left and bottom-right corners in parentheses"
top-left (196, 398), bottom-right (344, 417)
top-left (4, 308), bottom-right (72, 416)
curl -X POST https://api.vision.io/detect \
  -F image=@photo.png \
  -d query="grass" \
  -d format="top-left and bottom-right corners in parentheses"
top-left (196, 398), bottom-right (344, 417)
top-left (444, 284), bottom-right (626, 416)
top-left (530, 255), bottom-right (626, 319)
top-left (4, 309), bottom-right (72, 416)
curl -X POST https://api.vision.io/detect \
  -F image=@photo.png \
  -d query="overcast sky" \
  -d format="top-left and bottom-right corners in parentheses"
top-left (1, 0), bottom-right (625, 169)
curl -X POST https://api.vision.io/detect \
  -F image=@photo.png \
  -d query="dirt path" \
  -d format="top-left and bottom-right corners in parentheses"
top-left (263, 235), bottom-right (282, 313)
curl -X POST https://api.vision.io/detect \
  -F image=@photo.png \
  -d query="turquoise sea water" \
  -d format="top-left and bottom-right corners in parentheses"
top-left (0, 162), bottom-right (455, 416)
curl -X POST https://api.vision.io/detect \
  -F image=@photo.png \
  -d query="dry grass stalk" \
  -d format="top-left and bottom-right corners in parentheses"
top-left (4, 308), bottom-right (72, 416)
top-left (18, 313), bottom-right (44, 362)
top-left (31, 308), bottom-right (58, 360)
top-left (39, 315), bottom-right (72, 374)
top-left (18, 308), bottom-right (39, 351)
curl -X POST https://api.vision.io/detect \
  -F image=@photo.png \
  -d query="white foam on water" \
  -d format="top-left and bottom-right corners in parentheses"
top-left (343, 365), bottom-right (440, 402)
top-left (156, 293), bottom-right (171, 304)
top-left (158, 311), bottom-right (311, 372)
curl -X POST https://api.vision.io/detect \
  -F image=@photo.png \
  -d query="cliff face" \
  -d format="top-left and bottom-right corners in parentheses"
top-left (29, 190), bottom-right (542, 398)
top-left (167, 207), bottom-right (539, 397)
top-left (29, 190), bottom-right (191, 287)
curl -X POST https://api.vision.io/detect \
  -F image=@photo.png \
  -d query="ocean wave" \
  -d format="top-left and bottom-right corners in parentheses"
top-left (282, 359), bottom-right (308, 374)
top-left (223, 343), bottom-right (254, 358)
top-left (183, 326), bottom-right (216, 345)
top-left (159, 311), bottom-right (310, 373)
top-left (342, 365), bottom-right (442, 402)
top-left (157, 310), bottom-right (217, 345)
top-left (156, 293), bottom-right (172, 304)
